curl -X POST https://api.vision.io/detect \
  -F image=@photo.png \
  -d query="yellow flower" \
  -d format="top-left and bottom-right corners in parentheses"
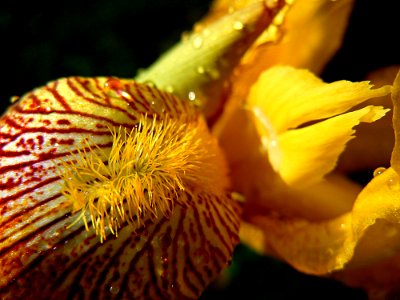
top-left (199, 1), bottom-right (400, 298)
top-left (232, 69), bottom-right (400, 299)
top-left (0, 0), bottom-right (396, 298)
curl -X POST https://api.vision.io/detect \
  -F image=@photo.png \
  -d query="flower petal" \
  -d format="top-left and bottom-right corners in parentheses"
top-left (217, 107), bottom-right (360, 221)
top-left (245, 0), bottom-right (354, 74)
top-left (212, 0), bottom-right (354, 136)
top-left (272, 105), bottom-right (389, 186)
top-left (247, 66), bottom-right (392, 133)
top-left (240, 71), bottom-right (400, 295)
top-left (241, 167), bottom-right (400, 276)
top-left (0, 78), bottom-right (241, 298)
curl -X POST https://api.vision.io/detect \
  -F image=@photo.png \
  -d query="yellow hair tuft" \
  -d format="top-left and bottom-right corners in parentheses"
top-left (61, 114), bottom-right (229, 242)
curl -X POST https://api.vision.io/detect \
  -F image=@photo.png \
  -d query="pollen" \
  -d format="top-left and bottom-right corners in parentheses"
top-left (60, 114), bottom-right (229, 242)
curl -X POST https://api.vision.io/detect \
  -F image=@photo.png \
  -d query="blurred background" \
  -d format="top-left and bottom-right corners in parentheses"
top-left (0, 0), bottom-right (398, 298)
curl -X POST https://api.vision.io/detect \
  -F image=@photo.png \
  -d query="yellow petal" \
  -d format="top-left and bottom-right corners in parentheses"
top-left (244, 0), bottom-right (354, 74)
top-left (273, 105), bottom-right (389, 186)
top-left (218, 107), bottom-right (361, 221)
top-left (241, 167), bottom-right (400, 276)
top-left (238, 70), bottom-right (400, 286)
top-left (248, 66), bottom-right (392, 133)
top-left (213, 0), bottom-right (354, 136)
top-left (0, 78), bottom-right (241, 298)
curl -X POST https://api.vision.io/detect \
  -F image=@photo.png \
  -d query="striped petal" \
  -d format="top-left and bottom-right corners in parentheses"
top-left (0, 77), bottom-right (240, 299)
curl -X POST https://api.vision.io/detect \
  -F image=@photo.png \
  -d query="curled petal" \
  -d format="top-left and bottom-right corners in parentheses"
top-left (273, 105), bottom-right (389, 186)
top-left (246, 66), bottom-right (390, 186)
top-left (248, 66), bottom-right (391, 133)
top-left (0, 77), bottom-right (241, 298)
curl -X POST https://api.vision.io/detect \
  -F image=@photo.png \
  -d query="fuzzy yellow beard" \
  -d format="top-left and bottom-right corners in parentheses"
top-left (60, 114), bottom-right (229, 242)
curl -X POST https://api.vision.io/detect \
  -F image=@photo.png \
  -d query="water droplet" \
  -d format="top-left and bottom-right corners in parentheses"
top-left (188, 91), bottom-right (196, 101)
top-left (233, 21), bottom-right (244, 31)
top-left (373, 167), bottom-right (387, 177)
top-left (150, 98), bottom-right (165, 113)
top-left (161, 255), bottom-right (169, 264)
top-left (104, 78), bottom-right (123, 91)
top-left (165, 85), bottom-right (174, 93)
top-left (388, 177), bottom-right (400, 191)
top-left (192, 36), bottom-right (203, 49)
top-left (109, 285), bottom-right (120, 295)
top-left (143, 80), bottom-right (156, 88)
top-left (197, 66), bottom-right (205, 75)
top-left (104, 78), bottom-right (132, 100)
top-left (10, 96), bottom-right (19, 104)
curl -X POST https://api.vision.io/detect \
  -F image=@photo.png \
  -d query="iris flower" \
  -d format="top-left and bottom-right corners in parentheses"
top-left (0, 0), bottom-right (398, 299)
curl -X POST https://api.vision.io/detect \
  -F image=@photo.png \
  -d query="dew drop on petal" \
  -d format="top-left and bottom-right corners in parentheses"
top-left (192, 36), bottom-right (203, 49)
top-left (197, 66), bottom-right (205, 75)
top-left (232, 21), bottom-right (244, 31)
top-left (143, 80), bottom-right (156, 88)
top-left (10, 96), bottom-right (19, 103)
top-left (104, 78), bottom-right (123, 91)
top-left (373, 167), bottom-right (387, 177)
top-left (388, 177), bottom-right (400, 191)
top-left (150, 98), bottom-right (165, 113)
top-left (104, 78), bottom-right (132, 100)
top-left (165, 85), bottom-right (174, 93)
top-left (188, 91), bottom-right (196, 101)
top-left (109, 285), bottom-right (120, 295)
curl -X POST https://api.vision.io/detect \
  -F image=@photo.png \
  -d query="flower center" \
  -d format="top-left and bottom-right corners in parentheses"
top-left (60, 114), bottom-right (229, 242)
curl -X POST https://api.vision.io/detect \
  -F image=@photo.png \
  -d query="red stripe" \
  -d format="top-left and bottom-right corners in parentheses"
top-left (11, 106), bottom-right (132, 128)
top-left (0, 193), bottom-right (63, 229)
top-left (0, 176), bottom-right (61, 204)
top-left (0, 149), bottom-right (31, 157)
top-left (46, 81), bottom-right (72, 111)
top-left (0, 142), bottom-right (112, 174)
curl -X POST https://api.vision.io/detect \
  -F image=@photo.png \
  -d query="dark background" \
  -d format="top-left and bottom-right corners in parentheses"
top-left (0, 0), bottom-right (397, 298)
